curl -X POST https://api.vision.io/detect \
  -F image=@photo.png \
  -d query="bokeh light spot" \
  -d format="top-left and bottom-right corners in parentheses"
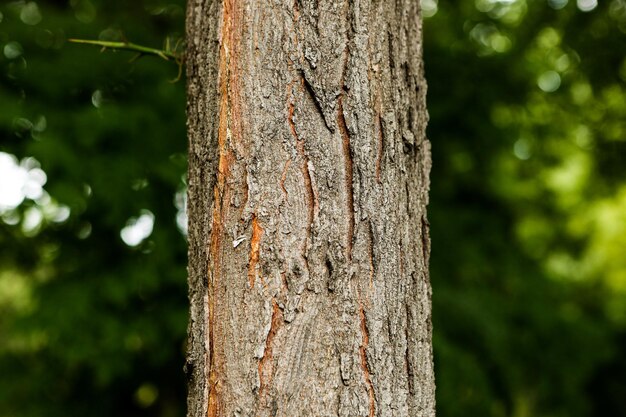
top-left (20, 2), bottom-right (43, 26)
top-left (121, 210), bottom-right (155, 247)
top-left (71, 0), bottom-right (97, 23)
top-left (0, 153), bottom-right (46, 212)
top-left (174, 186), bottom-right (187, 236)
top-left (548, 0), bottom-right (569, 9)
top-left (134, 383), bottom-right (158, 408)
top-left (4, 42), bottom-right (23, 59)
top-left (577, 0), bottom-right (598, 12)
top-left (422, 0), bottom-right (439, 18)
top-left (91, 90), bottom-right (103, 108)
top-left (538, 70), bottom-right (561, 92)
top-left (513, 138), bottom-right (532, 160)
top-left (22, 207), bottom-right (43, 236)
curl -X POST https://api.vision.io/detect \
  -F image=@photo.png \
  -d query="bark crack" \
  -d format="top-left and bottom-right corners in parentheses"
top-left (337, 94), bottom-right (354, 261)
top-left (367, 220), bottom-right (375, 305)
top-left (338, 16), bottom-right (354, 261)
top-left (375, 106), bottom-right (384, 185)
top-left (421, 214), bottom-right (430, 268)
top-left (291, 0), bottom-right (332, 132)
top-left (288, 83), bottom-right (316, 276)
top-left (404, 302), bottom-right (414, 396)
top-left (300, 70), bottom-right (333, 132)
top-left (258, 299), bottom-right (282, 409)
top-left (358, 304), bottom-right (376, 417)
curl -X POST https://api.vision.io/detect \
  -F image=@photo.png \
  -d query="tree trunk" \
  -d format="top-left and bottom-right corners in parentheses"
top-left (184, 0), bottom-right (434, 416)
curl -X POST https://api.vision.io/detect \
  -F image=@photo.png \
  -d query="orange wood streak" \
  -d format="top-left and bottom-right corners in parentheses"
top-left (367, 224), bottom-right (375, 305)
top-left (207, 369), bottom-right (221, 417)
top-left (208, 0), bottom-right (242, 415)
top-left (258, 299), bottom-right (282, 406)
top-left (359, 305), bottom-right (376, 417)
top-left (248, 215), bottom-right (264, 288)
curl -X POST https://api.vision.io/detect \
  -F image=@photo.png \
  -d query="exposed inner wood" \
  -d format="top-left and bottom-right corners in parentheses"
top-left (207, 0), bottom-right (240, 414)
top-left (248, 214), bottom-right (264, 288)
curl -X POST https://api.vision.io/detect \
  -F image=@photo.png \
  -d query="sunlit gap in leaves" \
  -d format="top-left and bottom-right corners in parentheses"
top-left (0, 152), bottom-right (70, 235)
top-left (121, 178), bottom-right (187, 247)
top-left (120, 210), bottom-right (155, 247)
top-left (422, 0), bottom-right (439, 18)
top-left (462, 0), bottom-right (526, 56)
top-left (174, 183), bottom-right (187, 236)
top-left (475, 0), bottom-right (526, 23)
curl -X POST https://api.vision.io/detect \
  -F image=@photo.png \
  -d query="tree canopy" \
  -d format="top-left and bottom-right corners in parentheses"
top-left (0, 1), bottom-right (625, 416)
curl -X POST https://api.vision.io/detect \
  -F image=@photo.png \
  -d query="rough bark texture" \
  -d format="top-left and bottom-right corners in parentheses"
top-left (185, 1), bottom-right (434, 416)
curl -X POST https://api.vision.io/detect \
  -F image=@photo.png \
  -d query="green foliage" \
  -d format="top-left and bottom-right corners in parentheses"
top-left (1, 0), bottom-right (625, 416)
top-left (0, 1), bottom-right (187, 416)
top-left (425, 0), bottom-right (626, 415)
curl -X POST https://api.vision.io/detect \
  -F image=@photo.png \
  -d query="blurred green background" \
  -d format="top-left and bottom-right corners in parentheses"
top-left (0, 0), bottom-right (625, 416)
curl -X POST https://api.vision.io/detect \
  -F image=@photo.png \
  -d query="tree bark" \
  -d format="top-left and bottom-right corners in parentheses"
top-left (185, 0), bottom-right (434, 416)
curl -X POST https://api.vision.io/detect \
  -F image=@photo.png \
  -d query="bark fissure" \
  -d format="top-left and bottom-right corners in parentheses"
top-left (404, 302), bottom-right (414, 396)
top-left (288, 84), bottom-right (316, 277)
top-left (358, 304), bottom-right (376, 417)
top-left (337, 96), bottom-right (354, 261)
top-left (258, 300), bottom-right (282, 408)
top-left (375, 108), bottom-right (384, 185)
top-left (421, 214), bottom-right (430, 268)
top-left (338, 5), bottom-right (355, 262)
top-left (301, 70), bottom-right (333, 132)
top-left (367, 221), bottom-right (375, 303)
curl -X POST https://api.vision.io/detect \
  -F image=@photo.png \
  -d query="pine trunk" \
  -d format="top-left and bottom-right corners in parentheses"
top-left (185, 0), bottom-right (434, 415)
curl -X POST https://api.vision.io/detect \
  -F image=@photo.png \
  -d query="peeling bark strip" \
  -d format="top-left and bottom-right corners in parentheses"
top-left (186, 0), bottom-right (435, 416)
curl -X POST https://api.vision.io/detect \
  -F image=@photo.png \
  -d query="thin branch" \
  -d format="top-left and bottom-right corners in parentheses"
top-left (68, 39), bottom-right (182, 62)
top-left (68, 38), bottom-right (185, 82)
